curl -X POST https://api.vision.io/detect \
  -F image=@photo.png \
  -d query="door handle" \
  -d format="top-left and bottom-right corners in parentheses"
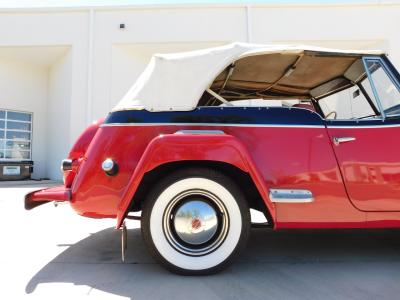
top-left (333, 136), bottom-right (356, 146)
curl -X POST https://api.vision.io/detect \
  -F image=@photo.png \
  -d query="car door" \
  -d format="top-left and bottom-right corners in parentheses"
top-left (323, 57), bottom-right (400, 211)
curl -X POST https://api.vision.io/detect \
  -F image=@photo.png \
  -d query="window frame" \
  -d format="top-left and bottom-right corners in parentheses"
top-left (362, 56), bottom-right (400, 120)
top-left (0, 109), bottom-right (33, 161)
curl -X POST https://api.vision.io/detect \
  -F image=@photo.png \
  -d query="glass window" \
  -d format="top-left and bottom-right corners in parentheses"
top-left (5, 150), bottom-right (30, 160)
top-left (319, 84), bottom-right (378, 120)
top-left (361, 78), bottom-right (379, 110)
top-left (6, 121), bottom-right (31, 131)
top-left (7, 111), bottom-right (31, 122)
top-left (0, 109), bottom-right (32, 160)
top-left (5, 140), bottom-right (30, 150)
top-left (6, 131), bottom-right (30, 140)
top-left (365, 60), bottom-right (400, 116)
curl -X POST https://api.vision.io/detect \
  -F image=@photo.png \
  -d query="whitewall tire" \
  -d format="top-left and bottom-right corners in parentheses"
top-left (141, 168), bottom-right (250, 275)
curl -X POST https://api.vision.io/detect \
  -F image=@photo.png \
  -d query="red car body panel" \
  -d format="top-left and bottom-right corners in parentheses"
top-left (63, 117), bottom-right (371, 229)
top-left (113, 132), bottom-right (273, 228)
top-left (26, 108), bottom-right (400, 229)
top-left (64, 119), bottom-right (103, 188)
top-left (326, 125), bottom-right (400, 212)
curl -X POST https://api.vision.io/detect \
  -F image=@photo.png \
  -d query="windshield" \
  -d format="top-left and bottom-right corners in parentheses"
top-left (365, 59), bottom-right (400, 116)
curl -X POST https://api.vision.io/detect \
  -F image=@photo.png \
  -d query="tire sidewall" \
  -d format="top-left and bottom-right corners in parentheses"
top-left (142, 169), bottom-right (250, 275)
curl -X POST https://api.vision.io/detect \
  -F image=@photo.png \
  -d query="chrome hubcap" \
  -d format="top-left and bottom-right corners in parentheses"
top-left (163, 190), bottom-right (229, 256)
top-left (173, 200), bottom-right (218, 245)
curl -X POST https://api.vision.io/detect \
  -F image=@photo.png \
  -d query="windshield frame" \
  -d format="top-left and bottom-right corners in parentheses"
top-left (363, 56), bottom-right (400, 121)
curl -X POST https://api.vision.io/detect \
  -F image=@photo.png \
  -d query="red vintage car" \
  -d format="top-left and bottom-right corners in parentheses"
top-left (26, 43), bottom-right (400, 275)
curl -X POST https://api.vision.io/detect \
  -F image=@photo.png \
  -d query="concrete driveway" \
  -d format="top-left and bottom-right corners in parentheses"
top-left (1, 181), bottom-right (400, 299)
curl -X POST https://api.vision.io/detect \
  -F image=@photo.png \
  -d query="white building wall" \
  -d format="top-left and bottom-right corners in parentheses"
top-left (0, 2), bottom-right (400, 180)
top-left (89, 3), bottom-right (400, 121)
top-left (47, 49), bottom-right (72, 180)
top-left (0, 11), bottom-right (89, 180)
top-left (251, 4), bottom-right (396, 55)
top-left (0, 57), bottom-right (48, 178)
top-left (90, 6), bottom-right (247, 121)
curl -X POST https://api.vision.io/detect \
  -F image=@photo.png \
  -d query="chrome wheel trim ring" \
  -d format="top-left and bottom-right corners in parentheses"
top-left (163, 189), bottom-right (229, 257)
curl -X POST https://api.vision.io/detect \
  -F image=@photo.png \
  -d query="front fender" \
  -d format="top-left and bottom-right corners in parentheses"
top-left (116, 132), bottom-right (274, 228)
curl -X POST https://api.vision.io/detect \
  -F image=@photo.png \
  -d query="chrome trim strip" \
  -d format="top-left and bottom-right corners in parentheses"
top-left (269, 188), bottom-right (314, 203)
top-left (175, 129), bottom-right (225, 134)
top-left (327, 124), bottom-right (400, 129)
top-left (101, 122), bottom-right (325, 128)
top-left (102, 122), bottom-right (400, 129)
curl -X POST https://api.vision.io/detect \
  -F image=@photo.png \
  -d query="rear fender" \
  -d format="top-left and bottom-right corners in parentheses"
top-left (116, 132), bottom-right (274, 228)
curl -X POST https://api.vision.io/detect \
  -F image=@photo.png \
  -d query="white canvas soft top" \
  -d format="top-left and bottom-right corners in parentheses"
top-left (112, 42), bottom-right (384, 112)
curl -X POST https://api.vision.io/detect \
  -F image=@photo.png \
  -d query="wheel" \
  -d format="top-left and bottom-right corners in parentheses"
top-left (141, 168), bottom-right (250, 275)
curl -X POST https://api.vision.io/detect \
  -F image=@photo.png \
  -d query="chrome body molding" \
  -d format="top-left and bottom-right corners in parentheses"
top-left (327, 124), bottom-right (400, 129)
top-left (269, 188), bottom-right (314, 203)
top-left (102, 122), bottom-right (400, 129)
top-left (333, 136), bottom-right (356, 146)
top-left (101, 122), bottom-right (325, 128)
top-left (175, 129), bottom-right (225, 135)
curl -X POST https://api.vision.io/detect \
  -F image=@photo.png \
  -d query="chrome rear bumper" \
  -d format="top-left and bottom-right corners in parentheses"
top-left (25, 185), bottom-right (71, 210)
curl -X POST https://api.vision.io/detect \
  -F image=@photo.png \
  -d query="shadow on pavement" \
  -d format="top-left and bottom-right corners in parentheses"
top-left (26, 227), bottom-right (400, 300)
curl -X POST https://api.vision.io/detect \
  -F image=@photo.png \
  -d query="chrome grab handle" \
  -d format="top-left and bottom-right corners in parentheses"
top-left (333, 136), bottom-right (356, 146)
